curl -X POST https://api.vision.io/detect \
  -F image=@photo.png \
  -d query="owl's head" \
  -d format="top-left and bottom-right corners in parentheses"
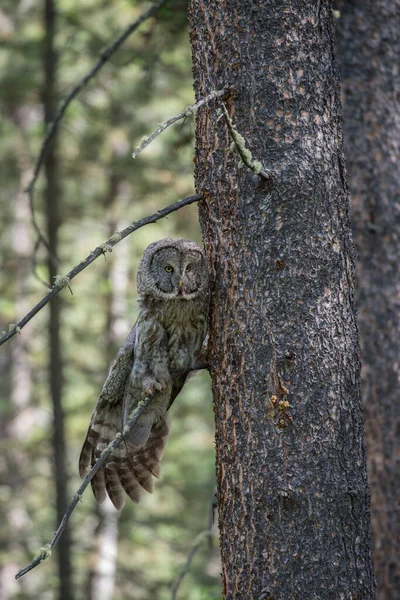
top-left (137, 238), bottom-right (209, 301)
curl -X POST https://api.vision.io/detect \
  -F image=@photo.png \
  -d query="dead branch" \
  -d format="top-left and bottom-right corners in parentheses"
top-left (222, 103), bottom-right (272, 180)
top-left (0, 193), bottom-right (201, 347)
top-left (15, 392), bottom-right (155, 579)
top-left (132, 88), bottom-right (228, 159)
top-left (15, 363), bottom-right (208, 580)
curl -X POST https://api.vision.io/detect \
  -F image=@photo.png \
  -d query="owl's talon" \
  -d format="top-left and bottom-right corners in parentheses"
top-left (141, 375), bottom-right (171, 396)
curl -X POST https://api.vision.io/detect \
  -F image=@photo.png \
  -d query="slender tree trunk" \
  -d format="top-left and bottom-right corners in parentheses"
top-left (87, 175), bottom-right (128, 600)
top-left (0, 132), bottom-right (33, 600)
top-left (336, 2), bottom-right (400, 598)
top-left (42, 1), bottom-right (73, 598)
top-left (189, 1), bottom-right (375, 598)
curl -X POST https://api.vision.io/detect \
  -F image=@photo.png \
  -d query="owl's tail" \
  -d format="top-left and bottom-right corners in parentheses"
top-left (79, 410), bottom-right (171, 510)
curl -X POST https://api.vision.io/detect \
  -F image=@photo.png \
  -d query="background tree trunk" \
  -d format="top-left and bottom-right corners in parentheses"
top-left (189, 1), bottom-right (375, 598)
top-left (87, 175), bottom-right (127, 600)
top-left (336, 2), bottom-right (400, 598)
top-left (42, 1), bottom-right (74, 598)
top-left (0, 128), bottom-right (33, 600)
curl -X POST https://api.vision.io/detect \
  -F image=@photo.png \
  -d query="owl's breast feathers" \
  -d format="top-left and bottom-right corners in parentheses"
top-left (79, 296), bottom-right (208, 510)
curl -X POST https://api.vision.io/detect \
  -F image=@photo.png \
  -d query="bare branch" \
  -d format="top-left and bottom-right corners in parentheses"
top-left (26, 0), bottom-right (167, 257)
top-left (0, 193), bottom-right (201, 347)
top-left (15, 393), bottom-right (155, 580)
top-left (15, 363), bottom-right (209, 580)
top-left (132, 89), bottom-right (228, 159)
top-left (222, 104), bottom-right (272, 180)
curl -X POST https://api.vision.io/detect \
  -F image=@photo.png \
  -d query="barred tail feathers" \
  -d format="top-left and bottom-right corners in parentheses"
top-left (79, 409), bottom-right (172, 510)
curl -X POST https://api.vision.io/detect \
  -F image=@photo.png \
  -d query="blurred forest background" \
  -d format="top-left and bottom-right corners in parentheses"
top-left (0, 1), bottom-right (220, 599)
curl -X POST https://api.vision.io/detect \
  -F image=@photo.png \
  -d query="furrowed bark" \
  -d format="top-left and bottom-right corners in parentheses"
top-left (336, 1), bottom-right (400, 597)
top-left (189, 1), bottom-right (375, 598)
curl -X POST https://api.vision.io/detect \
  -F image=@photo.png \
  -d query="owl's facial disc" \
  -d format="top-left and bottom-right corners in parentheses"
top-left (178, 251), bottom-right (206, 299)
top-left (149, 246), bottom-right (207, 300)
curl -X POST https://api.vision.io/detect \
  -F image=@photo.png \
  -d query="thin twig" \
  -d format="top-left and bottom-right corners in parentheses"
top-left (222, 104), bottom-right (271, 180)
top-left (170, 494), bottom-right (216, 600)
top-left (132, 89), bottom-right (228, 159)
top-left (26, 0), bottom-right (167, 258)
top-left (15, 363), bottom-right (209, 580)
top-left (0, 193), bottom-right (201, 347)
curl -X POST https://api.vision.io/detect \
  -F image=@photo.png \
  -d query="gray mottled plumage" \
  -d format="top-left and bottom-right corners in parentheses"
top-left (79, 238), bottom-right (209, 509)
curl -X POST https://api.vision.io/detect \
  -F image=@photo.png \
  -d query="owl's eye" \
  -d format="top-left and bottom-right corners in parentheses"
top-left (185, 265), bottom-right (192, 272)
top-left (165, 265), bottom-right (173, 273)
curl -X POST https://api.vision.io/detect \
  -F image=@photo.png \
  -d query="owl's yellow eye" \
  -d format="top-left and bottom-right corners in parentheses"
top-left (165, 265), bottom-right (173, 273)
top-left (185, 265), bottom-right (192, 272)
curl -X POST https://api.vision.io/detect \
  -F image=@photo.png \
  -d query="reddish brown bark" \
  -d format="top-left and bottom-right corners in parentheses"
top-left (189, 1), bottom-right (375, 598)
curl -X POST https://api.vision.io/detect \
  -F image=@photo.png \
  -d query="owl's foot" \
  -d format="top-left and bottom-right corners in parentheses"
top-left (142, 373), bottom-right (171, 396)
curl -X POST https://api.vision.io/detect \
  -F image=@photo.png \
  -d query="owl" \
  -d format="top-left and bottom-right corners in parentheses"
top-left (79, 238), bottom-right (209, 510)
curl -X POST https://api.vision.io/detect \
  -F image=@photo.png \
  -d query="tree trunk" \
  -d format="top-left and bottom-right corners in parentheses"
top-left (87, 175), bottom-right (128, 600)
top-left (336, 2), bottom-right (400, 598)
top-left (0, 130), bottom-right (33, 600)
top-left (42, 1), bottom-right (73, 598)
top-left (189, 1), bottom-right (375, 598)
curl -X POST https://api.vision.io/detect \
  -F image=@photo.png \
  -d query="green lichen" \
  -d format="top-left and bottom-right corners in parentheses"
top-left (37, 543), bottom-right (52, 559)
top-left (252, 160), bottom-right (263, 174)
top-left (226, 111), bottom-right (266, 176)
top-left (132, 135), bottom-right (150, 158)
top-left (53, 275), bottom-right (70, 289)
top-left (109, 232), bottom-right (122, 244)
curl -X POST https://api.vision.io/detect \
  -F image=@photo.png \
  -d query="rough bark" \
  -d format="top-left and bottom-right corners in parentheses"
top-left (42, 1), bottom-right (74, 598)
top-left (189, 1), bottom-right (375, 598)
top-left (336, 2), bottom-right (400, 598)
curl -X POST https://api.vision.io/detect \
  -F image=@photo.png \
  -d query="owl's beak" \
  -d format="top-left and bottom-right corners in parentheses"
top-left (177, 279), bottom-right (183, 295)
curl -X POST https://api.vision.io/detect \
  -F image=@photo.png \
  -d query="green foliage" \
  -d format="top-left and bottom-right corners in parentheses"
top-left (0, 1), bottom-right (221, 598)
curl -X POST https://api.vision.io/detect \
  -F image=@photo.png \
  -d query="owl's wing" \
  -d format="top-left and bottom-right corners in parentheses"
top-left (79, 329), bottom-right (202, 510)
top-left (79, 326), bottom-right (186, 509)
top-left (121, 374), bottom-right (189, 499)
top-left (78, 324), bottom-right (137, 507)
top-left (127, 361), bottom-right (210, 500)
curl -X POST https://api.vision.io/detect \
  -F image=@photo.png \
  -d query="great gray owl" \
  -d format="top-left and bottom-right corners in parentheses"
top-left (79, 238), bottom-right (209, 510)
